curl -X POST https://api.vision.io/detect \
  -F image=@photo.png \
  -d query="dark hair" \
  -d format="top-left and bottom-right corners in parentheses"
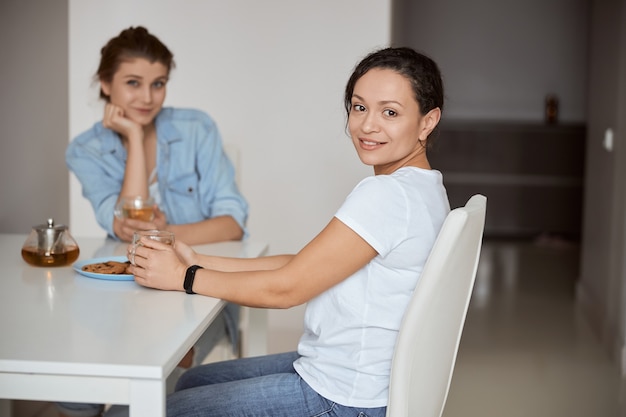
top-left (344, 47), bottom-right (444, 140)
top-left (96, 26), bottom-right (175, 100)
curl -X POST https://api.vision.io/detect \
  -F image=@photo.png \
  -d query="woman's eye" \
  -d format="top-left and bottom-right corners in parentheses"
top-left (153, 80), bottom-right (166, 89)
top-left (384, 109), bottom-right (397, 117)
top-left (352, 104), bottom-right (366, 112)
top-left (126, 80), bottom-right (139, 87)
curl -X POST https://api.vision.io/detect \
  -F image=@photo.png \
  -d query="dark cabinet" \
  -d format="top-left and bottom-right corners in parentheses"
top-left (429, 121), bottom-right (586, 239)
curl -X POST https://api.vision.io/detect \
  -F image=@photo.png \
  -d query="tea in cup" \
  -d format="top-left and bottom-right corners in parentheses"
top-left (129, 229), bottom-right (174, 264)
top-left (114, 196), bottom-right (155, 222)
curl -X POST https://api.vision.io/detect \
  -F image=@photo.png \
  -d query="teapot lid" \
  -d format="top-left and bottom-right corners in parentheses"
top-left (33, 218), bottom-right (68, 231)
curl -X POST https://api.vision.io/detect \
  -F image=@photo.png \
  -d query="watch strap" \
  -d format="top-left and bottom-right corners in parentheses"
top-left (184, 265), bottom-right (203, 294)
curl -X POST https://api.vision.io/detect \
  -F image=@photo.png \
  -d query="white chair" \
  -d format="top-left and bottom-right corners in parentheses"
top-left (386, 194), bottom-right (487, 417)
top-left (202, 143), bottom-right (268, 361)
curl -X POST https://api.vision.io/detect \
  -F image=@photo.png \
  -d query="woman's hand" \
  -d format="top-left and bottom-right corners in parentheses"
top-left (129, 238), bottom-right (189, 291)
top-left (172, 239), bottom-right (199, 266)
top-left (112, 205), bottom-right (169, 242)
top-left (113, 216), bottom-right (161, 242)
top-left (103, 103), bottom-right (143, 141)
top-left (152, 205), bottom-right (168, 230)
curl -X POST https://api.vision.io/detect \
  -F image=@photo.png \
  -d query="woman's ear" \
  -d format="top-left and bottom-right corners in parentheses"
top-left (419, 107), bottom-right (442, 140)
top-left (100, 79), bottom-right (111, 97)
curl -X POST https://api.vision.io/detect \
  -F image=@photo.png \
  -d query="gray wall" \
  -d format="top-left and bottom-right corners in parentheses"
top-left (579, 0), bottom-right (626, 370)
top-left (0, 0), bottom-right (69, 233)
top-left (392, 0), bottom-right (588, 122)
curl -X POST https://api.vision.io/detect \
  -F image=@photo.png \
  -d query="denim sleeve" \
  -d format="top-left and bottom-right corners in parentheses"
top-left (66, 135), bottom-right (124, 239)
top-left (186, 116), bottom-right (249, 237)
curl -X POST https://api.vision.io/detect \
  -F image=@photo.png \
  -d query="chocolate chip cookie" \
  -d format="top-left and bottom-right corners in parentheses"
top-left (82, 260), bottom-right (131, 275)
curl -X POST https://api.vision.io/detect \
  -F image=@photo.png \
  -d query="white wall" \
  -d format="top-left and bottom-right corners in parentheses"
top-left (69, 0), bottom-right (389, 246)
top-left (69, 0), bottom-right (391, 351)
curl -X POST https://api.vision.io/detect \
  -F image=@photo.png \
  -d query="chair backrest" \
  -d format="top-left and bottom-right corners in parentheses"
top-left (223, 142), bottom-right (241, 187)
top-left (386, 194), bottom-right (487, 417)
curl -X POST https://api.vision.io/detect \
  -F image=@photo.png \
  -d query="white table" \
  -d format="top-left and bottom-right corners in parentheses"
top-left (0, 234), bottom-right (268, 417)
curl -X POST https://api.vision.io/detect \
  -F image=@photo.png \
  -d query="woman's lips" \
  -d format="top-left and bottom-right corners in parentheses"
top-left (359, 138), bottom-right (385, 149)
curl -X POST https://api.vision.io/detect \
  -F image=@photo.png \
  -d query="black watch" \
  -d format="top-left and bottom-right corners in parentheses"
top-left (183, 265), bottom-right (203, 294)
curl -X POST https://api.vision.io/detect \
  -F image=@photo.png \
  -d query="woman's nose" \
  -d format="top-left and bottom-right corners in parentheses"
top-left (141, 86), bottom-right (153, 103)
top-left (361, 112), bottom-right (379, 133)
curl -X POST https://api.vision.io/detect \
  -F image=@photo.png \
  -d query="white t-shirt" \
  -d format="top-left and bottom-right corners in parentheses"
top-left (293, 167), bottom-right (450, 408)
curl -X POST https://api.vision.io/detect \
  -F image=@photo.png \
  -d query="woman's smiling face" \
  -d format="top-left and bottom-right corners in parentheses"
top-left (100, 57), bottom-right (169, 127)
top-left (348, 68), bottom-right (435, 174)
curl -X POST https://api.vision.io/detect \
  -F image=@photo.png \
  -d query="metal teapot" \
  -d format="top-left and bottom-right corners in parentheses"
top-left (21, 218), bottom-right (80, 267)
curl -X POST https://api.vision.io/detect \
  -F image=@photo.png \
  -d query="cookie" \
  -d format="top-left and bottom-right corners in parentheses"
top-left (82, 260), bottom-right (131, 275)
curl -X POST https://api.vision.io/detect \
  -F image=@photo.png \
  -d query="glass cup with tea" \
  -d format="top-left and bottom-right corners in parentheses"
top-left (114, 196), bottom-right (155, 222)
top-left (129, 229), bottom-right (175, 265)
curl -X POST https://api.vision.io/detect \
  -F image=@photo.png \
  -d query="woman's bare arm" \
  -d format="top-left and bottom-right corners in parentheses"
top-left (165, 215), bottom-right (244, 245)
top-left (131, 217), bottom-right (377, 309)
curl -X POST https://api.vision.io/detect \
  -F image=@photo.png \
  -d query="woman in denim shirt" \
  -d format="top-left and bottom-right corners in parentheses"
top-left (61, 26), bottom-right (248, 417)
top-left (67, 108), bottom-right (248, 243)
top-left (66, 28), bottom-right (248, 245)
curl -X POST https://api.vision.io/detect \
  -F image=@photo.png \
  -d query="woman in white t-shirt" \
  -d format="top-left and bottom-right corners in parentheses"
top-left (124, 46), bottom-right (450, 417)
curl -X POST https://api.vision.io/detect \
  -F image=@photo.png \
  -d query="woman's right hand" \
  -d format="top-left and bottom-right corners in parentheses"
top-left (102, 103), bottom-right (143, 141)
top-left (128, 238), bottom-right (188, 292)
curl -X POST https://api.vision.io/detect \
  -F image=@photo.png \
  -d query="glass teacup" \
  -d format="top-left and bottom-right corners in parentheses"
top-left (129, 229), bottom-right (175, 265)
top-left (114, 196), bottom-right (155, 222)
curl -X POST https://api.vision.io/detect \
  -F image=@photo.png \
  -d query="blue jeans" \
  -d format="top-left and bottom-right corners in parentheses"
top-left (105, 352), bottom-right (386, 417)
top-left (166, 351), bottom-right (387, 417)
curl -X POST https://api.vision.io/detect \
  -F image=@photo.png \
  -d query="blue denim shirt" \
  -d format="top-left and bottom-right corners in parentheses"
top-left (66, 107), bottom-right (249, 239)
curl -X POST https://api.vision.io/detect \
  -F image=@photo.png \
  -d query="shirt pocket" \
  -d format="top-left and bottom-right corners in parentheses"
top-left (168, 172), bottom-right (200, 198)
top-left (165, 172), bottom-right (207, 222)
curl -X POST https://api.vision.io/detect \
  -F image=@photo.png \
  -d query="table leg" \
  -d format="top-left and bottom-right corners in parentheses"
top-left (243, 308), bottom-right (268, 357)
top-left (129, 379), bottom-right (165, 417)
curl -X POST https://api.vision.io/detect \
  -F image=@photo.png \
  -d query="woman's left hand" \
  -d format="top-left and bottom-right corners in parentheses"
top-left (114, 217), bottom-right (155, 242)
top-left (152, 205), bottom-right (168, 230)
top-left (114, 206), bottom-right (168, 242)
top-left (129, 238), bottom-right (187, 291)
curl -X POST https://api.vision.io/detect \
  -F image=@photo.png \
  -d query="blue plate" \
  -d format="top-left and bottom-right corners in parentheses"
top-left (73, 256), bottom-right (134, 281)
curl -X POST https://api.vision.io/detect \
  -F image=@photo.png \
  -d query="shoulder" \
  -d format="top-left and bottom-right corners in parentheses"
top-left (351, 168), bottom-right (444, 203)
top-left (67, 121), bottom-right (117, 154)
top-left (340, 176), bottom-right (404, 216)
top-left (156, 107), bottom-right (220, 143)
top-left (71, 121), bottom-right (103, 143)
top-left (391, 166), bottom-right (445, 187)
top-left (158, 107), bottom-right (217, 127)
top-left (352, 173), bottom-right (403, 198)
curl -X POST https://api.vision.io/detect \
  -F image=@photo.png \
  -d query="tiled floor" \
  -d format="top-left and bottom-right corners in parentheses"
top-left (443, 238), bottom-right (624, 417)
top-left (8, 238), bottom-right (625, 417)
